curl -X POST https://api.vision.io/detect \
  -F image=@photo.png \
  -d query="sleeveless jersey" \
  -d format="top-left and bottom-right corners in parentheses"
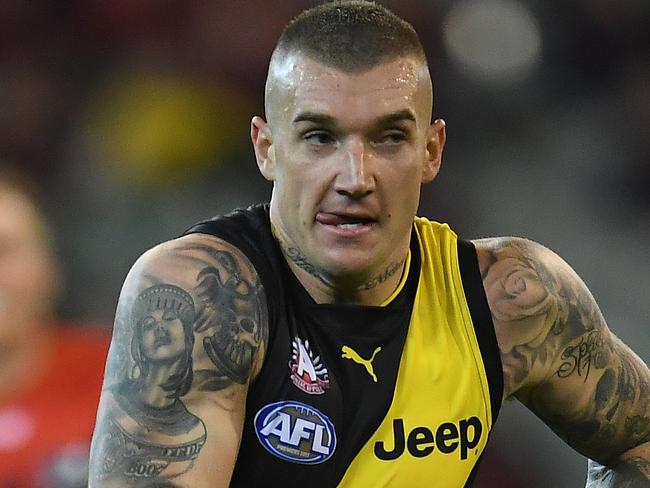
top-left (185, 204), bottom-right (502, 487)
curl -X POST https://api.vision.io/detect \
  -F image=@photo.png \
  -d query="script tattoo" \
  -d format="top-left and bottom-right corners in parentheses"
top-left (90, 240), bottom-right (268, 486)
top-left (556, 330), bottom-right (607, 381)
top-left (283, 244), bottom-right (406, 292)
top-left (477, 237), bottom-right (650, 482)
top-left (361, 256), bottom-right (407, 290)
top-left (284, 246), bottom-right (334, 287)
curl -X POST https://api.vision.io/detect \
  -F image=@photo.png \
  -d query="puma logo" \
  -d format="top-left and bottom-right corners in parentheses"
top-left (341, 345), bottom-right (381, 382)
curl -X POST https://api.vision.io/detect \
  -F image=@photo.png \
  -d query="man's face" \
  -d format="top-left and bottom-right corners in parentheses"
top-left (0, 188), bottom-right (57, 347)
top-left (254, 54), bottom-right (445, 285)
top-left (140, 309), bottom-right (187, 363)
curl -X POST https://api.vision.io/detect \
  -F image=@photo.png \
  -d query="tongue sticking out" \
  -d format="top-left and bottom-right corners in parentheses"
top-left (316, 213), bottom-right (347, 225)
top-left (316, 213), bottom-right (370, 226)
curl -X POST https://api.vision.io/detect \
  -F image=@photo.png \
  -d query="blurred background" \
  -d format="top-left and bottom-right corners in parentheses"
top-left (1, 0), bottom-right (648, 486)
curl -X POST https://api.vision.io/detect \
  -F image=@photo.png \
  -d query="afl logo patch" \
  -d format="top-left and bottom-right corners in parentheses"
top-left (254, 401), bottom-right (336, 464)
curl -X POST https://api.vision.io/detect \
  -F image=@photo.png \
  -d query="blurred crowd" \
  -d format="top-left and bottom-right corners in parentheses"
top-left (0, 1), bottom-right (648, 487)
top-left (0, 169), bottom-right (109, 487)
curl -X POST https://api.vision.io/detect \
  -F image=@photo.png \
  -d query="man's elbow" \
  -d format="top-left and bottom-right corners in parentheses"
top-left (587, 441), bottom-right (650, 487)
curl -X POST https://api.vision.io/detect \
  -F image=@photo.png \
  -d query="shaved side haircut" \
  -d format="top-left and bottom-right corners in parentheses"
top-left (272, 0), bottom-right (428, 73)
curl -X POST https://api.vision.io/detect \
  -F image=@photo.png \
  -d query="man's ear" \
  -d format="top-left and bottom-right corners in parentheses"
top-left (251, 116), bottom-right (275, 181)
top-left (422, 118), bottom-right (446, 183)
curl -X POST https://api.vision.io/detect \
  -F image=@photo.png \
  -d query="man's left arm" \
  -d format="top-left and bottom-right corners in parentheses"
top-left (474, 237), bottom-right (650, 486)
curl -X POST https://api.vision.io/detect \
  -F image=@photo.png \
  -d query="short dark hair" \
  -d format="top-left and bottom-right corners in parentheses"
top-left (273, 0), bottom-right (427, 73)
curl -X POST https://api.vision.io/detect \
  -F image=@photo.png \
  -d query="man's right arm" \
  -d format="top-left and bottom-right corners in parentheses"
top-left (89, 233), bottom-right (268, 487)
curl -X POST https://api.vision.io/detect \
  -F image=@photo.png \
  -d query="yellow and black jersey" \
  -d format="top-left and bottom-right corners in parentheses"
top-left (186, 204), bottom-right (503, 487)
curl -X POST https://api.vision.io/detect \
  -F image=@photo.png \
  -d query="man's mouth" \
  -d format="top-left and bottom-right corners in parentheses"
top-left (336, 222), bottom-right (367, 229)
top-left (315, 212), bottom-right (376, 229)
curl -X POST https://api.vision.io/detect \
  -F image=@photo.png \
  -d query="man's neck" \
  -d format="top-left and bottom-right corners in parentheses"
top-left (283, 248), bottom-right (409, 306)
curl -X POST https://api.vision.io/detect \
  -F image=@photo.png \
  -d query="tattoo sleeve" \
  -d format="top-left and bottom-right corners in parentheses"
top-left (89, 235), bottom-right (268, 487)
top-left (475, 237), bottom-right (650, 484)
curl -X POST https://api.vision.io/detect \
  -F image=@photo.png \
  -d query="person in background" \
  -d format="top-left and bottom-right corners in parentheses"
top-left (0, 166), bottom-right (110, 488)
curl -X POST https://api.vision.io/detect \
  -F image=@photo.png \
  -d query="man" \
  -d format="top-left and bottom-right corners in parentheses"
top-left (89, 1), bottom-right (649, 487)
top-left (0, 167), bottom-right (110, 487)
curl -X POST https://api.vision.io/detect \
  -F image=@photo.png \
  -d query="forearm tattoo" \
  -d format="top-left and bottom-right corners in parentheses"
top-left (478, 238), bottom-right (650, 473)
top-left (90, 241), bottom-right (268, 486)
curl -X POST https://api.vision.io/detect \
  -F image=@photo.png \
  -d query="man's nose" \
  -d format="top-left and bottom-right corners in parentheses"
top-left (334, 138), bottom-right (375, 198)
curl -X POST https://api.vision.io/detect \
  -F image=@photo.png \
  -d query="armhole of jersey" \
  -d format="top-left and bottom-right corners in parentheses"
top-left (456, 238), bottom-right (504, 424)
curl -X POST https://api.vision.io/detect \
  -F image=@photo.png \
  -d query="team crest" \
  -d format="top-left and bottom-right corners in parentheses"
top-left (289, 337), bottom-right (330, 395)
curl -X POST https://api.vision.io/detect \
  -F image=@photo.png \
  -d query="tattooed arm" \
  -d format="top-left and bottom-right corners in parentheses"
top-left (474, 237), bottom-right (650, 487)
top-left (89, 234), bottom-right (268, 487)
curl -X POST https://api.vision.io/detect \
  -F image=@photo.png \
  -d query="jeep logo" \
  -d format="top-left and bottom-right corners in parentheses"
top-left (374, 417), bottom-right (483, 461)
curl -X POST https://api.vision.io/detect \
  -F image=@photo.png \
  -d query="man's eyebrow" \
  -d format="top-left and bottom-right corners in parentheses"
top-left (374, 110), bottom-right (417, 126)
top-left (292, 110), bottom-right (416, 127)
top-left (292, 112), bottom-right (337, 125)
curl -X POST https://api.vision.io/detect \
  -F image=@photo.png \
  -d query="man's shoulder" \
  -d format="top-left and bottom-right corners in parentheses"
top-left (184, 203), bottom-right (270, 239)
top-left (130, 205), bottom-right (278, 307)
top-left (471, 236), bottom-right (569, 278)
top-left (137, 204), bottom-right (272, 271)
top-left (470, 236), bottom-right (570, 317)
top-left (472, 235), bottom-right (543, 252)
top-left (470, 235), bottom-right (594, 396)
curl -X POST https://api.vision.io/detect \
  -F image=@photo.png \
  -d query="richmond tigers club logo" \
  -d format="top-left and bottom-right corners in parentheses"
top-left (289, 337), bottom-right (330, 395)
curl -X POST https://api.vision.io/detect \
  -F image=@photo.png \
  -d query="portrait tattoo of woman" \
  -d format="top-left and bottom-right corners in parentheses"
top-left (95, 284), bottom-right (207, 481)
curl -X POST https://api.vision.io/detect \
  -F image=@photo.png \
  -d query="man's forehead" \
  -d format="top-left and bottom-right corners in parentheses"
top-left (266, 53), bottom-right (432, 123)
top-left (269, 53), bottom-right (425, 92)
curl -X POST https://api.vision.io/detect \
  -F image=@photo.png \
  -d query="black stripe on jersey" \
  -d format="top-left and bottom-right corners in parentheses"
top-left (456, 238), bottom-right (503, 424)
top-left (463, 450), bottom-right (485, 488)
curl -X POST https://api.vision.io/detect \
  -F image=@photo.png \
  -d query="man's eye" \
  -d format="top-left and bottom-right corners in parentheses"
top-left (378, 131), bottom-right (407, 145)
top-left (304, 131), bottom-right (334, 145)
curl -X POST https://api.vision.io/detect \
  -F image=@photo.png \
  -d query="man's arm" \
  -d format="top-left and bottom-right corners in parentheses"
top-left (89, 233), bottom-right (268, 487)
top-left (474, 237), bottom-right (650, 486)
